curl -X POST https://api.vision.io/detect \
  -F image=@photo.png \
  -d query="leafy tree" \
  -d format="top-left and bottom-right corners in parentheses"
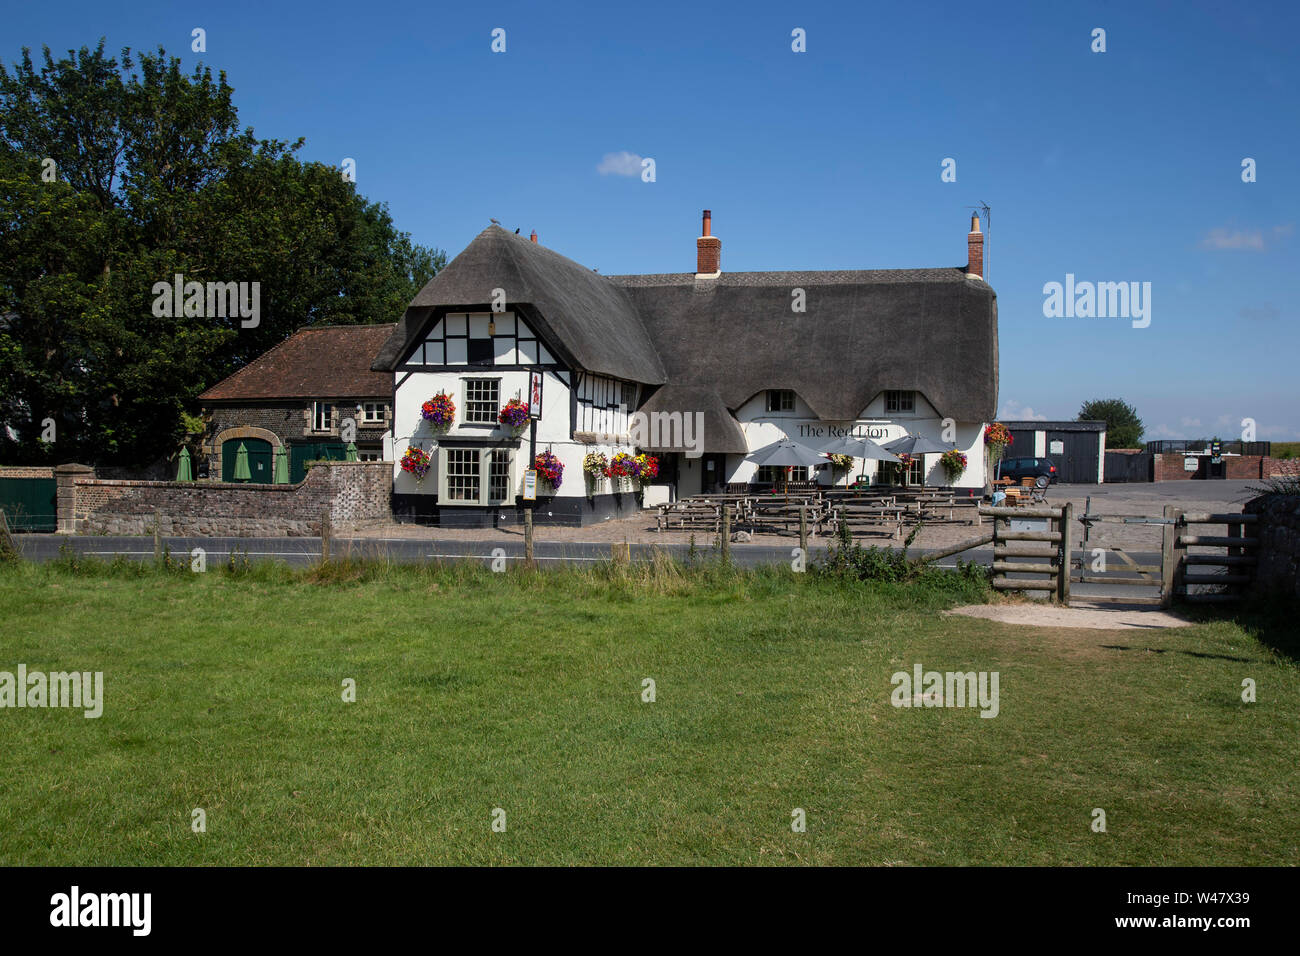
top-left (1078, 398), bottom-right (1144, 449)
top-left (0, 41), bottom-right (445, 467)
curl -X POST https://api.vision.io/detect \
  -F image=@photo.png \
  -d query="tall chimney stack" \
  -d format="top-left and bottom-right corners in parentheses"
top-left (696, 209), bottom-right (720, 276)
top-left (966, 212), bottom-right (984, 281)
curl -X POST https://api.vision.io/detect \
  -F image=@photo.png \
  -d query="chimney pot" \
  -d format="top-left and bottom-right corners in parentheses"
top-left (697, 210), bottom-right (720, 275)
top-left (529, 230), bottom-right (537, 244)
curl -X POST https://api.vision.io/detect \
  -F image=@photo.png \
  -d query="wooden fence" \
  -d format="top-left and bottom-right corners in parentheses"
top-left (979, 503), bottom-right (1072, 603)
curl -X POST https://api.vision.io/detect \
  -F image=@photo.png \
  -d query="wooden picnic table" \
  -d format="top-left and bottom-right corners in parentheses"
top-left (826, 504), bottom-right (905, 541)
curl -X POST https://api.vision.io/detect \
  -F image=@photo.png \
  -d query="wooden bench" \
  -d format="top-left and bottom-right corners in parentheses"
top-left (826, 505), bottom-right (904, 541)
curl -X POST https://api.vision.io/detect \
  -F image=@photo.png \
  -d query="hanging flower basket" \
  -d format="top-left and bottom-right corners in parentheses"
top-left (421, 393), bottom-right (456, 431)
top-left (400, 445), bottom-right (431, 483)
top-left (498, 398), bottom-right (529, 434)
top-left (633, 453), bottom-right (660, 483)
top-left (534, 450), bottom-right (564, 490)
top-left (824, 453), bottom-right (854, 472)
top-left (939, 449), bottom-right (968, 484)
top-left (984, 422), bottom-right (1014, 481)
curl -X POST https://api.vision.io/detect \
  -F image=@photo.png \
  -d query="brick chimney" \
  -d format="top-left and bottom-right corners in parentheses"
top-left (696, 209), bottom-right (720, 276)
top-left (529, 230), bottom-right (537, 244)
top-left (966, 212), bottom-right (984, 280)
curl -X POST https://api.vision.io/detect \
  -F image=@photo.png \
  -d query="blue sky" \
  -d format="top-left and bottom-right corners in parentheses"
top-left (6, 0), bottom-right (1298, 439)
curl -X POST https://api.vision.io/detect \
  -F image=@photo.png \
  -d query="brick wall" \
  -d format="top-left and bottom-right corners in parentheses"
top-left (0, 466), bottom-right (54, 479)
top-left (1151, 453), bottom-right (1187, 481)
top-left (64, 461), bottom-right (391, 536)
top-left (1245, 495), bottom-right (1300, 598)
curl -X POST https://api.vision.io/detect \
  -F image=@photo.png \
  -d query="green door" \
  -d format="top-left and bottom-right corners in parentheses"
top-left (222, 438), bottom-right (273, 483)
top-left (289, 441), bottom-right (347, 483)
top-left (0, 477), bottom-right (57, 531)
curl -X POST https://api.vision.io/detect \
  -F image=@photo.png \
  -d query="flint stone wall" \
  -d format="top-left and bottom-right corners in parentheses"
top-left (62, 461), bottom-right (391, 536)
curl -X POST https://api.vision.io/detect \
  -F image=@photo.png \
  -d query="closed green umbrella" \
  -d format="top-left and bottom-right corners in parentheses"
top-left (233, 442), bottom-right (251, 482)
top-left (345, 442), bottom-right (358, 462)
top-left (175, 447), bottom-right (193, 482)
top-left (273, 445), bottom-right (289, 484)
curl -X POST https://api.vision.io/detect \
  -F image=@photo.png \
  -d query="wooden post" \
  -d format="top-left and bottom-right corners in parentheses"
top-left (1171, 507), bottom-right (1185, 600)
top-left (799, 506), bottom-right (808, 557)
top-left (153, 508), bottom-right (162, 566)
top-left (721, 505), bottom-right (731, 564)
top-left (612, 540), bottom-right (630, 565)
top-left (1057, 501), bottom-right (1073, 606)
top-left (1159, 504), bottom-right (1177, 607)
top-left (524, 507), bottom-right (534, 568)
top-left (0, 509), bottom-right (17, 562)
top-left (321, 509), bottom-right (332, 562)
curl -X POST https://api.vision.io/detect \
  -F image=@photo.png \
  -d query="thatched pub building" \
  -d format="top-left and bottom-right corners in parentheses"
top-left (371, 212), bottom-right (998, 526)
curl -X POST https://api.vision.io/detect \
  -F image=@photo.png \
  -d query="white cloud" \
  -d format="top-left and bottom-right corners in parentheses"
top-left (997, 400), bottom-right (1048, 421)
top-left (1200, 228), bottom-right (1265, 250)
top-left (596, 151), bottom-right (644, 177)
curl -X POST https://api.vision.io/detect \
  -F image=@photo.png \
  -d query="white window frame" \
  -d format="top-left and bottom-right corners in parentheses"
top-left (437, 447), bottom-right (514, 505)
top-left (757, 464), bottom-right (806, 483)
top-left (360, 402), bottom-right (385, 424)
top-left (312, 401), bottom-right (334, 432)
top-left (765, 389), bottom-right (795, 413)
top-left (464, 378), bottom-right (501, 425)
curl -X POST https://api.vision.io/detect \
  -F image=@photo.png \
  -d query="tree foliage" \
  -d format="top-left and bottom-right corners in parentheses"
top-left (1078, 398), bottom-right (1144, 449)
top-left (0, 42), bottom-right (445, 466)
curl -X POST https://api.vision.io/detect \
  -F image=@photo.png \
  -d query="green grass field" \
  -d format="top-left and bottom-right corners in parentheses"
top-left (0, 555), bottom-right (1296, 865)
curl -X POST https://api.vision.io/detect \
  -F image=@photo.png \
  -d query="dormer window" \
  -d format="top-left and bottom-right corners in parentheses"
top-left (885, 390), bottom-right (915, 413)
top-left (765, 389), bottom-right (795, 412)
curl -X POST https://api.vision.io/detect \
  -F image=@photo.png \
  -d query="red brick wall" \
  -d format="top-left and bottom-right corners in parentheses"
top-left (1225, 456), bottom-right (1263, 479)
top-left (696, 237), bottom-right (720, 274)
top-left (0, 466), bottom-right (55, 479)
top-left (1151, 453), bottom-right (1189, 481)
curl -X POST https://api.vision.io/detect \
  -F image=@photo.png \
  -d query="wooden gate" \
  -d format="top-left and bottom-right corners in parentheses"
top-left (980, 502), bottom-right (1256, 607)
top-left (1166, 508), bottom-right (1258, 605)
top-left (980, 503), bottom-right (1072, 603)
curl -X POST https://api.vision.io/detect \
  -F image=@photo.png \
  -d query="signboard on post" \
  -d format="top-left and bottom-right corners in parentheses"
top-left (529, 371), bottom-right (543, 420)
top-left (523, 469), bottom-right (538, 501)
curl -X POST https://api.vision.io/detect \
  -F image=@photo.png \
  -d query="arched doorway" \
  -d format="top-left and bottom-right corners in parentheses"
top-left (221, 437), bottom-right (273, 483)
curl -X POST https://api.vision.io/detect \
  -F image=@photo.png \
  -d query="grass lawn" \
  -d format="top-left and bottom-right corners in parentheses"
top-left (0, 555), bottom-right (1296, 866)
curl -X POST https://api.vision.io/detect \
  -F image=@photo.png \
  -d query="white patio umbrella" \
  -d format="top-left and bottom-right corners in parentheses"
top-left (746, 441), bottom-right (827, 495)
top-left (883, 433), bottom-right (957, 487)
top-left (817, 434), bottom-right (901, 487)
top-left (882, 433), bottom-right (957, 456)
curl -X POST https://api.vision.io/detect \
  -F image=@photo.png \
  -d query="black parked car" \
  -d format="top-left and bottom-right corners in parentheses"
top-left (997, 456), bottom-right (1058, 484)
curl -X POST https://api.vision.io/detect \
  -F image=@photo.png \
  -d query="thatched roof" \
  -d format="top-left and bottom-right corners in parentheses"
top-left (609, 270), bottom-right (998, 424)
top-left (372, 226), bottom-right (998, 453)
top-left (637, 385), bottom-right (749, 454)
top-left (372, 226), bottom-right (667, 384)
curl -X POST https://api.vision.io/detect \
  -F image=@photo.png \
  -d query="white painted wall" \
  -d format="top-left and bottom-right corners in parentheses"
top-left (393, 369), bottom-right (639, 501)
top-left (729, 390), bottom-right (989, 488)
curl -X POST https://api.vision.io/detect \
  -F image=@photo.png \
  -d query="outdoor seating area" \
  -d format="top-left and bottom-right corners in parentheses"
top-left (655, 485), bottom-right (988, 538)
